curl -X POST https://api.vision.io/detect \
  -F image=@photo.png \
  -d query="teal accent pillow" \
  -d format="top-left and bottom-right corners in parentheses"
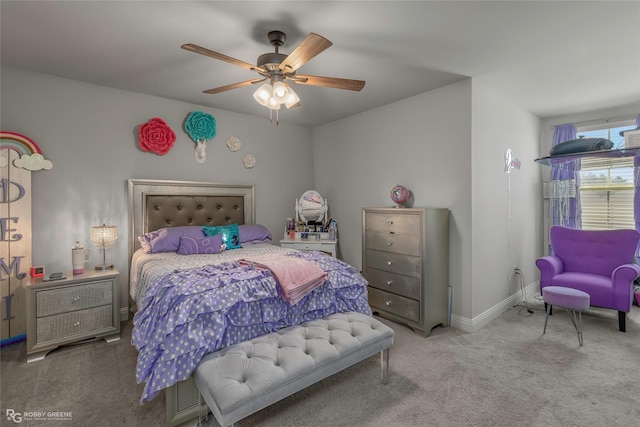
top-left (203, 224), bottom-right (242, 249)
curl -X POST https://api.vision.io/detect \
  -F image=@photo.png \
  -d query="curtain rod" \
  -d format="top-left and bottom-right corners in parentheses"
top-left (551, 113), bottom-right (639, 129)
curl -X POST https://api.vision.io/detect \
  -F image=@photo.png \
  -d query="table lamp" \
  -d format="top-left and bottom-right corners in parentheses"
top-left (91, 224), bottom-right (117, 270)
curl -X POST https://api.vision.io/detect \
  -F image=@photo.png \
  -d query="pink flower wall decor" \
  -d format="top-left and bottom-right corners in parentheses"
top-left (138, 118), bottom-right (176, 155)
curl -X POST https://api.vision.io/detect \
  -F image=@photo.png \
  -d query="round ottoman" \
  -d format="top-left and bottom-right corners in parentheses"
top-left (542, 286), bottom-right (590, 346)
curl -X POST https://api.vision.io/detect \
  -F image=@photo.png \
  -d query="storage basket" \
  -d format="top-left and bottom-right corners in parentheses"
top-left (624, 129), bottom-right (640, 148)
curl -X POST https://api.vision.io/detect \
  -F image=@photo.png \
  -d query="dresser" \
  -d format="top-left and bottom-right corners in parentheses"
top-left (26, 269), bottom-right (121, 362)
top-left (362, 207), bottom-right (449, 336)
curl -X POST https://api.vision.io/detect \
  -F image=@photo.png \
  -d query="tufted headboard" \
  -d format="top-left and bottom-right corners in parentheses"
top-left (127, 179), bottom-right (255, 259)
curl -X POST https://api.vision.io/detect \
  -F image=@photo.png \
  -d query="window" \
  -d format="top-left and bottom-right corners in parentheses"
top-left (577, 123), bottom-right (636, 230)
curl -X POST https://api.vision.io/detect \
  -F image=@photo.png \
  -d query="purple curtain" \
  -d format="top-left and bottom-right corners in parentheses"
top-left (551, 124), bottom-right (581, 228)
top-left (633, 115), bottom-right (640, 255)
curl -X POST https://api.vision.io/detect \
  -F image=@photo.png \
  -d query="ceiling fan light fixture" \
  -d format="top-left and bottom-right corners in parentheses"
top-left (272, 81), bottom-right (288, 102)
top-left (267, 96), bottom-right (281, 110)
top-left (284, 85), bottom-right (301, 109)
top-left (253, 83), bottom-right (272, 106)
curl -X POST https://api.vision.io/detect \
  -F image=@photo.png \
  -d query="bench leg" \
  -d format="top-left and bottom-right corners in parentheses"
top-left (380, 348), bottom-right (389, 384)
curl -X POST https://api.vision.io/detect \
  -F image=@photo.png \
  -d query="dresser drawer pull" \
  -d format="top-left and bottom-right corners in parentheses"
top-left (386, 280), bottom-right (393, 286)
top-left (386, 261), bottom-right (393, 266)
top-left (387, 241), bottom-right (393, 246)
top-left (73, 321), bottom-right (81, 327)
top-left (72, 296), bottom-right (81, 302)
top-left (385, 300), bottom-right (392, 306)
top-left (387, 220), bottom-right (393, 225)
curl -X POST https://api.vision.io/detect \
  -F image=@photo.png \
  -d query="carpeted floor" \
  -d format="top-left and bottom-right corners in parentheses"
top-left (2, 299), bottom-right (639, 426)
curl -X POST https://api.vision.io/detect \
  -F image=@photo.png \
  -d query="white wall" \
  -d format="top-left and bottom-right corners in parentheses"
top-left (1, 66), bottom-right (314, 313)
top-left (471, 80), bottom-right (541, 319)
top-left (312, 80), bottom-right (473, 318)
top-left (312, 78), bottom-right (542, 326)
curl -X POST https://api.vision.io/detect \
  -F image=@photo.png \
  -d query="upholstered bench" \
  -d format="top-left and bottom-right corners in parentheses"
top-left (193, 311), bottom-right (395, 427)
top-left (542, 286), bottom-right (590, 346)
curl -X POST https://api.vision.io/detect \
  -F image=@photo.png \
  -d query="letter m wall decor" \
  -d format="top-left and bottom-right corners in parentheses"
top-left (0, 132), bottom-right (52, 344)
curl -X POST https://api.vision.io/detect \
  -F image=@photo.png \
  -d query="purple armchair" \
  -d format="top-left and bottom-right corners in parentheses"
top-left (536, 226), bottom-right (640, 332)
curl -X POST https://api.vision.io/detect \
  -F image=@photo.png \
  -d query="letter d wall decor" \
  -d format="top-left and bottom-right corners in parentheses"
top-left (0, 131), bottom-right (53, 345)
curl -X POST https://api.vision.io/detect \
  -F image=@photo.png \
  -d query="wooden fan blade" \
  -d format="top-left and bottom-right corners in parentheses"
top-left (182, 43), bottom-right (265, 73)
top-left (294, 74), bottom-right (366, 91)
top-left (203, 79), bottom-right (264, 94)
top-left (279, 33), bottom-right (332, 73)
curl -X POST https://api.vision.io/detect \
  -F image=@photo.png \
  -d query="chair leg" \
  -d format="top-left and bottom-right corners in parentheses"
top-left (544, 302), bottom-right (553, 316)
top-left (618, 311), bottom-right (626, 332)
top-left (543, 303), bottom-right (551, 334)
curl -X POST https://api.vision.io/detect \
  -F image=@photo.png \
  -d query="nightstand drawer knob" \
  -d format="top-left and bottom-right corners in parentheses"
top-left (73, 321), bottom-right (80, 327)
top-left (72, 296), bottom-right (80, 302)
top-left (386, 280), bottom-right (393, 286)
top-left (387, 241), bottom-right (393, 246)
top-left (387, 220), bottom-right (393, 225)
top-left (387, 261), bottom-right (393, 266)
top-left (385, 300), bottom-right (392, 306)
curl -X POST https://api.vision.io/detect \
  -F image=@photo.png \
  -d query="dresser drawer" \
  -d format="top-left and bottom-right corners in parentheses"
top-left (365, 231), bottom-right (419, 256)
top-left (36, 280), bottom-right (113, 317)
top-left (364, 212), bottom-right (421, 233)
top-left (36, 305), bottom-right (113, 343)
top-left (365, 267), bottom-right (420, 300)
top-left (368, 287), bottom-right (420, 323)
top-left (366, 249), bottom-right (420, 278)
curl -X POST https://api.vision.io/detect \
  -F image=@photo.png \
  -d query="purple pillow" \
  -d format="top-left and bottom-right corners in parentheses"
top-left (177, 235), bottom-right (224, 255)
top-left (138, 226), bottom-right (205, 253)
top-left (238, 224), bottom-right (272, 243)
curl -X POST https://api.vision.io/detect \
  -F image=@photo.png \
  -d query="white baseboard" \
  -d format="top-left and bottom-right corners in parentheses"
top-left (450, 281), bottom-right (540, 333)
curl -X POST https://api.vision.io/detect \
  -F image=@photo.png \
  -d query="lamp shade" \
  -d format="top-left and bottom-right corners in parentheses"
top-left (91, 224), bottom-right (117, 270)
top-left (284, 84), bottom-right (301, 109)
top-left (252, 83), bottom-right (272, 106)
top-left (91, 224), bottom-right (118, 249)
top-left (272, 81), bottom-right (288, 103)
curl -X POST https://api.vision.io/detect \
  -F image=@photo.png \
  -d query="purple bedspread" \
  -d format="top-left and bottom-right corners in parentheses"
top-left (132, 251), bottom-right (371, 403)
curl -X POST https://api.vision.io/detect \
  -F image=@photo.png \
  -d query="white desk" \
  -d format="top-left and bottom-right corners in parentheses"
top-left (279, 238), bottom-right (338, 258)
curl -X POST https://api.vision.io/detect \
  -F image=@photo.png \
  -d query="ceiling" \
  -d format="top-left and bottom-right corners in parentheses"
top-left (2, 1), bottom-right (639, 128)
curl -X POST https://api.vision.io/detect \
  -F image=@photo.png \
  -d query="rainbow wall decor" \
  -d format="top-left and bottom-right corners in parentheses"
top-left (0, 131), bottom-right (53, 171)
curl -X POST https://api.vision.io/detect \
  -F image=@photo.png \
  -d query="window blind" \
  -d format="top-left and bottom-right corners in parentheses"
top-left (579, 157), bottom-right (635, 230)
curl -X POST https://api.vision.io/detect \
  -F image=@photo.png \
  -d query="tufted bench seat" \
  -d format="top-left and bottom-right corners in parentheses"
top-left (193, 311), bottom-right (395, 427)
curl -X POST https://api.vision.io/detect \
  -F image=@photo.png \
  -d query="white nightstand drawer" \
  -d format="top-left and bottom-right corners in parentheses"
top-left (36, 304), bottom-right (113, 343)
top-left (36, 280), bottom-right (113, 317)
top-left (279, 239), bottom-right (337, 257)
top-left (290, 242), bottom-right (322, 251)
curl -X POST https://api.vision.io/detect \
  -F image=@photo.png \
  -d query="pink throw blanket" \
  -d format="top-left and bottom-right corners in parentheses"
top-left (239, 253), bottom-right (327, 304)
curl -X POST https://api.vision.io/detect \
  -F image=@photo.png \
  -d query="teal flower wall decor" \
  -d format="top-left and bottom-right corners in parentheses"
top-left (184, 111), bottom-right (216, 143)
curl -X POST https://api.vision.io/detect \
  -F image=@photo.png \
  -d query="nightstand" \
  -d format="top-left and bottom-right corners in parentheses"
top-left (279, 238), bottom-right (338, 258)
top-left (26, 268), bottom-right (121, 363)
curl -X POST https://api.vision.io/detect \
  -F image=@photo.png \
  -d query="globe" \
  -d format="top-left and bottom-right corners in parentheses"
top-left (390, 185), bottom-right (410, 207)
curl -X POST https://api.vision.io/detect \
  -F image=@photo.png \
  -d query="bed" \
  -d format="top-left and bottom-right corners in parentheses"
top-left (127, 179), bottom-right (372, 425)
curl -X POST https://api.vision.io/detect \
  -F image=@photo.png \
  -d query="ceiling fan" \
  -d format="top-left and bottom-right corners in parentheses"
top-left (181, 30), bottom-right (366, 110)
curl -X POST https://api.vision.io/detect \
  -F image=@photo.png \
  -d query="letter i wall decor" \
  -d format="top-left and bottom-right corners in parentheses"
top-left (0, 132), bottom-right (53, 344)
